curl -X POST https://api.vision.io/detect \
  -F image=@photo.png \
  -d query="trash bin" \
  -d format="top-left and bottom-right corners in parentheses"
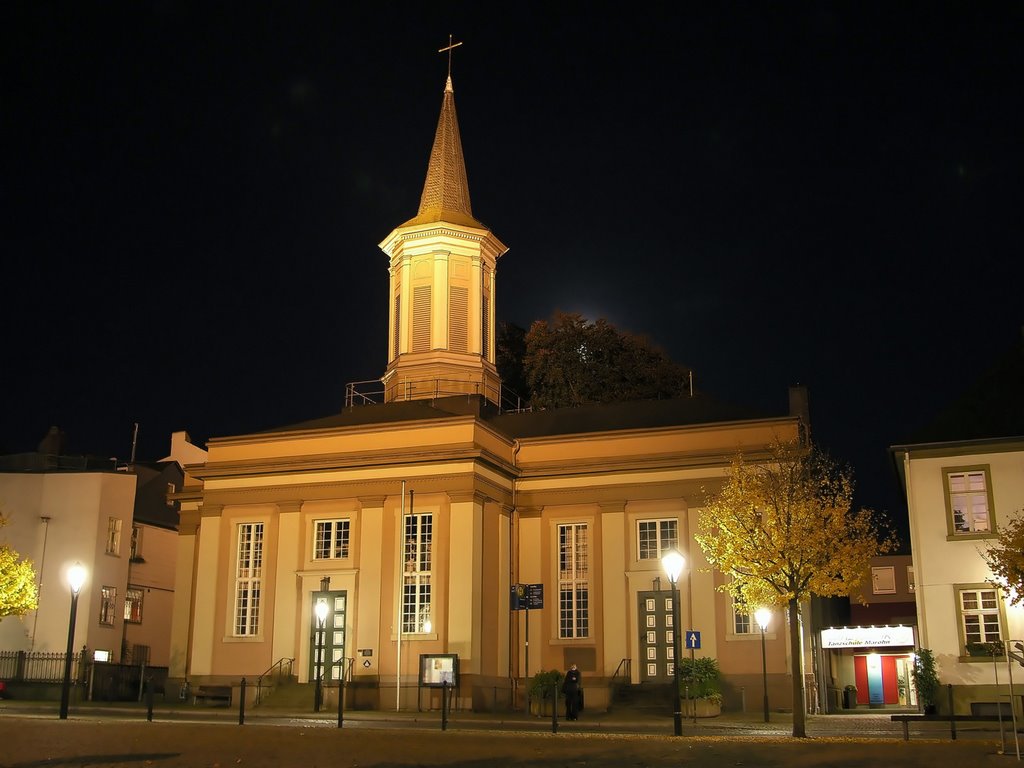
top-left (843, 686), bottom-right (857, 709)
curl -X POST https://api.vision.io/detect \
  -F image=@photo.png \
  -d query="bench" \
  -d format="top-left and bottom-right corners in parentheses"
top-left (890, 713), bottom-right (1014, 741)
top-left (193, 685), bottom-right (232, 707)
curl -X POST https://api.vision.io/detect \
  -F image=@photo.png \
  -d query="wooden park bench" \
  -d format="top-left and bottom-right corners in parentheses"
top-left (193, 684), bottom-right (232, 707)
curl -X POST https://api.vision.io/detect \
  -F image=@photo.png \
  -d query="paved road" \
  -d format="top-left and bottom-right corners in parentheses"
top-left (0, 714), bottom-right (1016, 768)
top-left (1, 701), bottom-right (1021, 767)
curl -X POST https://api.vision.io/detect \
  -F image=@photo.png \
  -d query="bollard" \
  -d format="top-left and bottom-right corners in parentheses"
top-left (552, 682), bottom-right (561, 733)
top-left (947, 684), bottom-right (956, 740)
top-left (441, 681), bottom-right (448, 731)
top-left (239, 677), bottom-right (246, 726)
top-left (337, 677), bottom-right (345, 729)
top-left (146, 677), bottom-right (154, 722)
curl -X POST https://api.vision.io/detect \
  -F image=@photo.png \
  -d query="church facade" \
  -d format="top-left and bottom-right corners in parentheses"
top-left (168, 73), bottom-right (804, 712)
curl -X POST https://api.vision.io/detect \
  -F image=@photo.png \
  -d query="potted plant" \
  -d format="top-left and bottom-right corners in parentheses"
top-left (966, 640), bottom-right (1005, 657)
top-left (528, 669), bottom-right (563, 717)
top-left (843, 684), bottom-right (858, 709)
top-left (912, 648), bottom-right (940, 714)
top-left (677, 656), bottom-right (722, 717)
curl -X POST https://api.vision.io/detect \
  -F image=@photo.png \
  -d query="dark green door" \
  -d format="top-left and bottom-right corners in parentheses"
top-left (638, 591), bottom-right (675, 682)
top-left (310, 590), bottom-right (347, 682)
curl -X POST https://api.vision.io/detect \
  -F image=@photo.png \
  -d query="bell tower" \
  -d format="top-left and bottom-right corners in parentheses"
top-left (379, 74), bottom-right (508, 404)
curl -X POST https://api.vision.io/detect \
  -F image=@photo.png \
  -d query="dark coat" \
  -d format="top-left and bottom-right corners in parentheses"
top-left (562, 668), bottom-right (581, 694)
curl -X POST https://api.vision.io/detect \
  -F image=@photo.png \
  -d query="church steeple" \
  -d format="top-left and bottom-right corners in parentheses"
top-left (401, 76), bottom-right (484, 230)
top-left (379, 72), bottom-right (508, 406)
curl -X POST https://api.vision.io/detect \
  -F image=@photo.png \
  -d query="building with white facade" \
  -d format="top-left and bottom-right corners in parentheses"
top-left (893, 436), bottom-right (1024, 713)
top-left (0, 431), bottom-right (206, 674)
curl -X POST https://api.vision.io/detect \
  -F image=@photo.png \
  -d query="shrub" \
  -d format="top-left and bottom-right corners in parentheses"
top-left (677, 656), bottom-right (721, 699)
top-left (528, 669), bottom-right (564, 700)
top-left (912, 648), bottom-right (940, 708)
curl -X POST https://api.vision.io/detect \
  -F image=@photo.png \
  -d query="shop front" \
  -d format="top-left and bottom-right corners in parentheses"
top-left (820, 625), bottom-right (917, 710)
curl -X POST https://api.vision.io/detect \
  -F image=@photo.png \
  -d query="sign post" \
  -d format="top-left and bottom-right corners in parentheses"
top-left (512, 584), bottom-right (544, 680)
top-left (686, 631), bottom-right (701, 723)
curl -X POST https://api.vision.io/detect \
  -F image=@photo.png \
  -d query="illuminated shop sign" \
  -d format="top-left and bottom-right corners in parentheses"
top-left (820, 625), bottom-right (915, 649)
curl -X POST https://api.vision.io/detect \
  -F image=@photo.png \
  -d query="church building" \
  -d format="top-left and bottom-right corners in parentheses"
top-left (169, 70), bottom-right (805, 713)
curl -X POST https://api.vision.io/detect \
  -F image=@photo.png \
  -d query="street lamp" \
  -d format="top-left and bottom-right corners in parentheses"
top-left (754, 607), bottom-right (772, 723)
top-left (59, 562), bottom-right (86, 719)
top-left (661, 547), bottom-right (685, 737)
top-left (314, 599), bottom-right (328, 712)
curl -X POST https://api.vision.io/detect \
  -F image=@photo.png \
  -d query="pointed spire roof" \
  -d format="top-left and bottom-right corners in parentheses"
top-left (401, 76), bottom-right (486, 229)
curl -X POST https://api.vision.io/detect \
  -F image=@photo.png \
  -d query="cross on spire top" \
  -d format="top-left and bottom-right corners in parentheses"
top-left (438, 34), bottom-right (463, 79)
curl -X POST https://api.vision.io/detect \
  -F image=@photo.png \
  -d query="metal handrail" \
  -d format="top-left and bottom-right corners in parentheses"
top-left (345, 376), bottom-right (531, 414)
top-left (611, 657), bottom-right (632, 684)
top-left (255, 657), bottom-right (294, 705)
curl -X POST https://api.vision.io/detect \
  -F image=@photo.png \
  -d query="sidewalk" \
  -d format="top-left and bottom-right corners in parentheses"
top-left (0, 696), bottom-right (1000, 741)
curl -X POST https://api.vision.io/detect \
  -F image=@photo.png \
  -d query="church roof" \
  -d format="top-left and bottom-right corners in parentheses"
top-left (485, 395), bottom-right (774, 439)
top-left (400, 76), bottom-right (486, 230)
top-left (255, 394), bottom-right (781, 441)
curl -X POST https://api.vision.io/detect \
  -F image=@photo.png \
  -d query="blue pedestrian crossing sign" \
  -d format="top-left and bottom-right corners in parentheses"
top-left (686, 630), bottom-right (701, 649)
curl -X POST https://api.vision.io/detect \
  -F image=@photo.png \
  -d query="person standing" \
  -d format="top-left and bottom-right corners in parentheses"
top-left (562, 663), bottom-right (582, 720)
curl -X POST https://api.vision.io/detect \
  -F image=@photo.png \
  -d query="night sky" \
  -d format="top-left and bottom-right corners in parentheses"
top-left (4, 3), bottom-right (1023, 536)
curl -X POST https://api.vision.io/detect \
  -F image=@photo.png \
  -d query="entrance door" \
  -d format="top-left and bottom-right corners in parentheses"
top-left (638, 591), bottom-right (676, 683)
top-left (896, 655), bottom-right (917, 706)
top-left (310, 590), bottom-right (347, 682)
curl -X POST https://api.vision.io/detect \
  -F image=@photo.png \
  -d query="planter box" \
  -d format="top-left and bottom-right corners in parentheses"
top-left (529, 697), bottom-right (555, 717)
top-left (681, 698), bottom-right (721, 718)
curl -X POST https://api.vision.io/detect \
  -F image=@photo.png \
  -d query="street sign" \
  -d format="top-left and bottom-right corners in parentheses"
top-left (525, 583), bottom-right (543, 609)
top-left (686, 630), bottom-right (701, 649)
top-left (511, 583), bottom-right (544, 610)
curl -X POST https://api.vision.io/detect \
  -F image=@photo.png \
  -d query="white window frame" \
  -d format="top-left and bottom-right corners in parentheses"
top-left (871, 566), bottom-right (897, 595)
top-left (944, 466), bottom-right (995, 537)
top-left (124, 587), bottom-right (144, 624)
top-left (558, 522), bottom-right (589, 639)
top-left (957, 585), bottom-right (1004, 654)
top-left (233, 522), bottom-right (264, 637)
top-left (99, 586), bottom-right (117, 626)
top-left (106, 517), bottom-right (122, 555)
top-left (402, 513), bottom-right (432, 634)
top-left (637, 518), bottom-right (678, 561)
top-left (313, 519), bottom-right (351, 560)
top-left (130, 525), bottom-right (142, 561)
top-left (731, 594), bottom-right (753, 634)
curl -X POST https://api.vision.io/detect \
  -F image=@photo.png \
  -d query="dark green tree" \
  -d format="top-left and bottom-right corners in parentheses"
top-left (522, 312), bottom-right (691, 408)
top-left (496, 321), bottom-right (530, 403)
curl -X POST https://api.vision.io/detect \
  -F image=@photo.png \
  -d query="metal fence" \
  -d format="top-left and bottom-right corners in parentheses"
top-left (0, 650), bottom-right (86, 684)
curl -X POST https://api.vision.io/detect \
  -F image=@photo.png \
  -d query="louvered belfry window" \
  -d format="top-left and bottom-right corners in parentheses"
top-left (481, 294), bottom-right (490, 360)
top-left (412, 285), bottom-right (431, 352)
top-left (393, 294), bottom-right (401, 358)
top-left (449, 286), bottom-right (468, 353)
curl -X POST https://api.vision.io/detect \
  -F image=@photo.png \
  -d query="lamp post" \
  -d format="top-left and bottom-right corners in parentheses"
top-left (59, 563), bottom-right (86, 719)
top-left (661, 547), bottom-right (685, 737)
top-left (314, 599), bottom-right (328, 712)
top-left (755, 607), bottom-right (771, 723)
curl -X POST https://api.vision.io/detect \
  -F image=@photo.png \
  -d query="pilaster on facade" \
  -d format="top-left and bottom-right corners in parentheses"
top-left (190, 512), bottom-right (223, 676)
top-left (272, 501), bottom-right (302, 665)
top-left (354, 495), bottom-right (385, 680)
top-left (598, 500), bottom-right (627, 515)
top-left (448, 493), bottom-right (485, 676)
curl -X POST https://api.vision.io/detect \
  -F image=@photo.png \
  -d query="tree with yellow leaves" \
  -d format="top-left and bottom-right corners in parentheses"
top-left (1, 512), bottom-right (38, 620)
top-left (984, 510), bottom-right (1024, 604)
top-left (696, 440), bottom-right (895, 737)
